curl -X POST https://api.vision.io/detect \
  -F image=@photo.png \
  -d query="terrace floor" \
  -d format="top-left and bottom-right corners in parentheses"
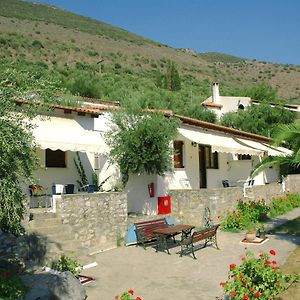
top-left (83, 208), bottom-right (300, 300)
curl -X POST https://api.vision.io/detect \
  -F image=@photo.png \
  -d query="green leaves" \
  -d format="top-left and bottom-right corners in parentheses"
top-left (52, 254), bottom-right (82, 277)
top-left (251, 123), bottom-right (300, 178)
top-left (105, 111), bottom-right (180, 184)
top-left (221, 250), bottom-right (298, 299)
top-left (220, 103), bottom-right (296, 137)
top-left (0, 60), bottom-right (63, 235)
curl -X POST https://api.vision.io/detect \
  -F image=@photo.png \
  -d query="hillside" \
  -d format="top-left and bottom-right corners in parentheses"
top-left (0, 0), bottom-right (299, 109)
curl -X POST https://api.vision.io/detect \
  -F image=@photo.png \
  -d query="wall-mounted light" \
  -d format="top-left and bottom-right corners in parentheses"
top-left (191, 142), bottom-right (197, 147)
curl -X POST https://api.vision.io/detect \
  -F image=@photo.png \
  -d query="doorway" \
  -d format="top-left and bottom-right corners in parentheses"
top-left (199, 145), bottom-right (207, 188)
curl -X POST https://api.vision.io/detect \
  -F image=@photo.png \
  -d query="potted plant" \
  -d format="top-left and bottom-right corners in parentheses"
top-left (245, 226), bottom-right (257, 241)
top-left (257, 223), bottom-right (266, 239)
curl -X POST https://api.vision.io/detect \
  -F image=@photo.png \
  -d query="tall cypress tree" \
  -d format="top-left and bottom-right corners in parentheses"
top-left (163, 60), bottom-right (181, 91)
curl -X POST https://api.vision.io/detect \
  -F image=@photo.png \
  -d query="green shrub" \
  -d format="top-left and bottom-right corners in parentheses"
top-left (0, 37), bottom-right (7, 45)
top-left (115, 289), bottom-right (142, 300)
top-left (32, 40), bottom-right (44, 49)
top-left (269, 194), bottom-right (300, 217)
top-left (220, 250), bottom-right (299, 299)
top-left (237, 199), bottom-right (269, 223)
top-left (221, 199), bottom-right (269, 231)
top-left (52, 254), bottom-right (82, 277)
top-left (0, 269), bottom-right (27, 300)
top-left (221, 194), bottom-right (300, 232)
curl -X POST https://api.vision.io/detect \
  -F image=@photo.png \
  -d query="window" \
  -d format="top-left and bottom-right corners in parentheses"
top-left (173, 141), bottom-right (184, 168)
top-left (45, 149), bottom-right (66, 168)
top-left (238, 154), bottom-right (251, 160)
top-left (204, 146), bottom-right (218, 169)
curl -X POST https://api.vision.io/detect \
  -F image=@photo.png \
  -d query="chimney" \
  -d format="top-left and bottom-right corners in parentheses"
top-left (212, 82), bottom-right (220, 103)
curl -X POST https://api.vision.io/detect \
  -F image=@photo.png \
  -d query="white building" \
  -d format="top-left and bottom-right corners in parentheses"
top-left (202, 82), bottom-right (251, 119)
top-left (202, 82), bottom-right (300, 119)
top-left (27, 100), bottom-right (291, 215)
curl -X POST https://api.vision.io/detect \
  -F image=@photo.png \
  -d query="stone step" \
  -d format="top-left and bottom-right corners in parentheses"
top-left (45, 231), bottom-right (74, 241)
top-left (27, 224), bottom-right (71, 236)
top-left (59, 240), bottom-right (86, 251)
top-left (29, 211), bottom-right (57, 220)
top-left (27, 218), bottom-right (63, 228)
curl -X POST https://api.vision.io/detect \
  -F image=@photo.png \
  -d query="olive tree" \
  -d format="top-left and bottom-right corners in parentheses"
top-left (105, 110), bottom-right (180, 185)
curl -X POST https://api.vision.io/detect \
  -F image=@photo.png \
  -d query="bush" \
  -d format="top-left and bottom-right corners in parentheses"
top-left (269, 194), bottom-right (300, 217)
top-left (221, 194), bottom-right (300, 232)
top-left (221, 199), bottom-right (269, 231)
top-left (236, 199), bottom-right (269, 223)
top-left (115, 289), bottom-right (142, 300)
top-left (0, 269), bottom-right (27, 300)
top-left (52, 254), bottom-right (82, 277)
top-left (32, 40), bottom-right (44, 49)
top-left (220, 250), bottom-right (299, 299)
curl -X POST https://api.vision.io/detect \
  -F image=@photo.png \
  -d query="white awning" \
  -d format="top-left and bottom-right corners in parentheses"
top-left (31, 116), bottom-right (108, 154)
top-left (178, 125), bottom-right (264, 156)
top-left (235, 138), bottom-right (292, 156)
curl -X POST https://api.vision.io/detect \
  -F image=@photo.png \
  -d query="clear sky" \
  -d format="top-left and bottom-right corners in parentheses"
top-left (36, 0), bottom-right (300, 65)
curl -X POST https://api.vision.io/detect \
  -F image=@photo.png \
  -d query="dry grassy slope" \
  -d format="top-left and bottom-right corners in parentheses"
top-left (0, 2), bottom-right (300, 104)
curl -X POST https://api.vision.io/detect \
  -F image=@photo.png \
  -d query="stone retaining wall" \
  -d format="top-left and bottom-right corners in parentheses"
top-left (169, 187), bottom-right (243, 227)
top-left (169, 175), bottom-right (300, 227)
top-left (56, 192), bottom-right (127, 252)
top-left (286, 174), bottom-right (300, 194)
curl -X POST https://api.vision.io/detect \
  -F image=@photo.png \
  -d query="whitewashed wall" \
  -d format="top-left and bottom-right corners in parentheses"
top-left (125, 173), bottom-right (157, 214)
top-left (34, 149), bottom-right (94, 191)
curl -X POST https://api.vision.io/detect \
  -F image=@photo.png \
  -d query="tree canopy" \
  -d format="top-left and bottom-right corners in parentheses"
top-left (105, 110), bottom-right (180, 185)
top-left (0, 61), bottom-right (62, 235)
top-left (220, 103), bottom-right (296, 137)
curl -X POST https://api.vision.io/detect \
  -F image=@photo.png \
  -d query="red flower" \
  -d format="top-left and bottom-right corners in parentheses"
top-left (242, 282), bottom-right (248, 287)
top-left (128, 290), bottom-right (134, 295)
top-left (269, 250), bottom-right (276, 256)
top-left (259, 253), bottom-right (264, 258)
top-left (115, 296), bottom-right (119, 300)
top-left (265, 261), bottom-right (272, 265)
top-left (239, 275), bottom-right (245, 279)
top-left (230, 291), bottom-right (237, 297)
top-left (136, 298), bottom-right (142, 300)
top-left (254, 292), bottom-right (261, 298)
top-left (230, 264), bottom-right (236, 269)
top-left (219, 282), bottom-right (226, 287)
top-left (277, 282), bottom-right (280, 287)
top-left (272, 260), bottom-right (277, 264)
top-left (243, 295), bottom-right (249, 300)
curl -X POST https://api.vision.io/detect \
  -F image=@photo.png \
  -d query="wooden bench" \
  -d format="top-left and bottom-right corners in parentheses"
top-left (134, 218), bottom-right (170, 249)
top-left (180, 224), bottom-right (220, 259)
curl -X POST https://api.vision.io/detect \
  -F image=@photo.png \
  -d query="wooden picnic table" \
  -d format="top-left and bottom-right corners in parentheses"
top-left (153, 224), bottom-right (194, 254)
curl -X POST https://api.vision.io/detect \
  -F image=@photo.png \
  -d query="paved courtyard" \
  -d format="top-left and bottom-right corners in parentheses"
top-left (83, 227), bottom-right (300, 300)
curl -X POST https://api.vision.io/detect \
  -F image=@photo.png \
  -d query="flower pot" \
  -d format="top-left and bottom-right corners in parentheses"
top-left (245, 231), bottom-right (257, 241)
